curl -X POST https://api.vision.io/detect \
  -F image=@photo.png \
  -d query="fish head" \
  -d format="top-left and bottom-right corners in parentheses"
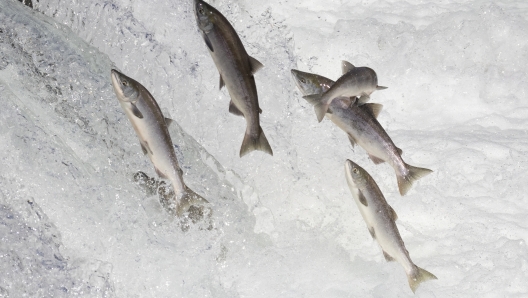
top-left (111, 69), bottom-right (140, 103)
top-left (290, 69), bottom-right (333, 97)
top-left (194, 0), bottom-right (215, 33)
top-left (345, 159), bottom-right (369, 189)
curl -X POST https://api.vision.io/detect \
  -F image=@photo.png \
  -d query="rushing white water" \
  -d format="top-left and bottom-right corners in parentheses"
top-left (1, 0), bottom-right (527, 297)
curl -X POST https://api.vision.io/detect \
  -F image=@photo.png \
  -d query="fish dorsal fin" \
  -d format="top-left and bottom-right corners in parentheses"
top-left (202, 32), bottom-right (214, 52)
top-left (368, 226), bottom-right (376, 239)
top-left (347, 133), bottom-right (357, 148)
top-left (389, 205), bottom-right (398, 221)
top-left (249, 56), bottom-right (264, 74)
top-left (358, 191), bottom-right (368, 207)
top-left (342, 60), bottom-right (356, 74)
top-left (376, 85), bottom-right (388, 90)
top-left (368, 154), bottom-right (385, 165)
top-left (396, 147), bottom-right (403, 156)
top-left (383, 250), bottom-right (395, 262)
top-left (219, 74), bottom-right (225, 90)
top-left (228, 100), bottom-right (244, 117)
top-left (130, 102), bottom-right (143, 119)
top-left (361, 103), bottom-right (383, 119)
top-left (165, 117), bottom-right (174, 127)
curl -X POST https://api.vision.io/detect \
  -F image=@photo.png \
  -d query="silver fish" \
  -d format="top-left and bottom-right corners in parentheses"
top-left (345, 160), bottom-right (437, 293)
top-left (303, 61), bottom-right (387, 122)
top-left (194, 0), bottom-right (273, 157)
top-left (111, 69), bottom-right (208, 217)
top-left (291, 69), bottom-right (430, 195)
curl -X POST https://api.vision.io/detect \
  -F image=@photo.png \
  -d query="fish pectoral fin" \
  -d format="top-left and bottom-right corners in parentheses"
top-left (131, 103), bottom-right (144, 119)
top-left (383, 250), bottom-right (396, 262)
top-left (358, 191), bottom-right (368, 207)
top-left (165, 117), bottom-right (174, 127)
top-left (358, 94), bottom-right (370, 105)
top-left (249, 56), bottom-right (264, 74)
top-left (219, 74), bottom-right (225, 90)
top-left (228, 100), bottom-right (244, 117)
top-left (202, 32), bottom-right (214, 52)
top-left (342, 60), bottom-right (356, 74)
top-left (303, 93), bottom-right (322, 106)
top-left (389, 205), bottom-right (398, 221)
top-left (376, 85), bottom-right (388, 90)
top-left (396, 147), bottom-right (403, 156)
top-left (368, 226), bottom-right (376, 239)
top-left (361, 103), bottom-right (383, 119)
top-left (347, 133), bottom-right (357, 148)
top-left (368, 154), bottom-right (385, 165)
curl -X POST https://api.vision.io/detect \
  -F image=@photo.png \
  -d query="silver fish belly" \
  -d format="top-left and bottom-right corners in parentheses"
top-left (345, 160), bottom-right (437, 293)
top-left (111, 69), bottom-right (208, 216)
top-left (194, 0), bottom-right (272, 157)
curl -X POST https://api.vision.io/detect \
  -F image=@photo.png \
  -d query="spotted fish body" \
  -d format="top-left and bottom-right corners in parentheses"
top-left (303, 61), bottom-right (387, 123)
top-left (345, 160), bottom-right (437, 293)
top-left (291, 69), bottom-right (431, 195)
top-left (194, 0), bottom-right (272, 157)
top-left (111, 69), bottom-right (207, 216)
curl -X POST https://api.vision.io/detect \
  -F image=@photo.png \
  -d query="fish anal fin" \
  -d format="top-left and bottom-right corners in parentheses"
top-left (342, 60), bottom-right (356, 74)
top-left (368, 154), bottom-right (385, 165)
top-left (368, 226), bottom-right (376, 239)
top-left (388, 205), bottom-right (398, 221)
top-left (383, 250), bottom-right (396, 262)
top-left (141, 141), bottom-right (153, 155)
top-left (202, 32), bottom-right (214, 52)
top-left (249, 56), bottom-right (264, 74)
top-left (131, 103), bottom-right (143, 119)
top-left (219, 74), bottom-right (225, 90)
top-left (154, 166), bottom-right (168, 179)
top-left (361, 103), bottom-right (383, 119)
top-left (358, 191), bottom-right (368, 207)
top-left (228, 100), bottom-right (244, 117)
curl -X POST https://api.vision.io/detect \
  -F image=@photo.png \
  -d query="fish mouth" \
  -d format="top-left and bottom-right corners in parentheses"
top-left (110, 69), bottom-right (126, 97)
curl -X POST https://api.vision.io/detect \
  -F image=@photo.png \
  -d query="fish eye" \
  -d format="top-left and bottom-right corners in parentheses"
top-left (199, 8), bottom-right (205, 15)
top-left (301, 79), bottom-right (306, 83)
top-left (122, 80), bottom-right (128, 86)
top-left (353, 168), bottom-right (359, 174)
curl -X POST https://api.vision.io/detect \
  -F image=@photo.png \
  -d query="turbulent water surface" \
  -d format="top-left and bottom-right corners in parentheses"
top-left (1, 0), bottom-right (527, 297)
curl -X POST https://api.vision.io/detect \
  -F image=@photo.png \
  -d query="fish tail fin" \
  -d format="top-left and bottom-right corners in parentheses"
top-left (303, 93), bottom-right (322, 106)
top-left (407, 265), bottom-right (437, 293)
top-left (396, 164), bottom-right (433, 195)
top-left (240, 126), bottom-right (273, 157)
top-left (176, 187), bottom-right (209, 217)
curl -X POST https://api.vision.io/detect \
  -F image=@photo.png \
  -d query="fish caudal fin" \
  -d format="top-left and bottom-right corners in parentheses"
top-left (176, 187), bottom-right (209, 217)
top-left (396, 164), bottom-right (433, 195)
top-left (240, 127), bottom-right (273, 157)
top-left (407, 265), bottom-right (437, 293)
